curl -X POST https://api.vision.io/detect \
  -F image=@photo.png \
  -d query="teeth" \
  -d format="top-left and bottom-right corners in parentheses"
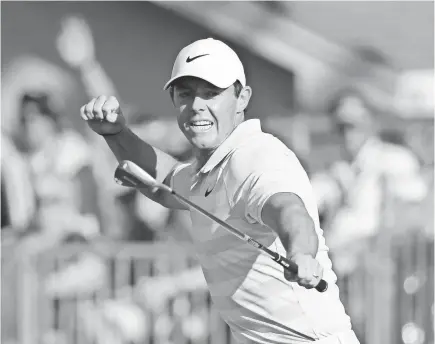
top-left (189, 120), bottom-right (213, 132)
top-left (191, 120), bottom-right (213, 126)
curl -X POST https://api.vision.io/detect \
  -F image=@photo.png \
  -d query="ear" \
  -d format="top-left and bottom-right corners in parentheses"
top-left (169, 87), bottom-right (176, 107)
top-left (236, 86), bottom-right (252, 113)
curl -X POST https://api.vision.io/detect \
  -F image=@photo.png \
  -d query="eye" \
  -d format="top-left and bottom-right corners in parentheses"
top-left (177, 90), bottom-right (191, 98)
top-left (205, 90), bottom-right (220, 98)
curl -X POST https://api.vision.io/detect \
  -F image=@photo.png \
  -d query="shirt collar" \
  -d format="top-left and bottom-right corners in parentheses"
top-left (198, 119), bottom-right (262, 173)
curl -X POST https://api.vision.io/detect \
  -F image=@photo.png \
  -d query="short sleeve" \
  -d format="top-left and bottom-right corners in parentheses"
top-left (168, 161), bottom-right (193, 198)
top-left (244, 150), bottom-right (316, 226)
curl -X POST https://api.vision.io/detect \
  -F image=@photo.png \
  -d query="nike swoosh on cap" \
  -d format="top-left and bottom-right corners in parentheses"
top-left (186, 54), bottom-right (209, 63)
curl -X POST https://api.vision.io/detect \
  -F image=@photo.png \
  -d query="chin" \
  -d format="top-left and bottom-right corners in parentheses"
top-left (190, 137), bottom-right (217, 150)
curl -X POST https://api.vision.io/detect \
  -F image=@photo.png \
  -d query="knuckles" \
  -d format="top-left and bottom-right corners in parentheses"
top-left (285, 255), bottom-right (323, 289)
top-left (82, 96), bottom-right (119, 116)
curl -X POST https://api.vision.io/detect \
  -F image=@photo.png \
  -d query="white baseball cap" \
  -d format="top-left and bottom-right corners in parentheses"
top-left (163, 38), bottom-right (246, 90)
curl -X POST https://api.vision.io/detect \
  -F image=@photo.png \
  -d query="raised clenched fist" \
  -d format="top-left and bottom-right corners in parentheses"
top-left (80, 96), bottom-right (126, 136)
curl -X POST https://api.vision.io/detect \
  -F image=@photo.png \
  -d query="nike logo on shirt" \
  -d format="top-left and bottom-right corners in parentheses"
top-left (204, 166), bottom-right (225, 197)
top-left (205, 187), bottom-right (213, 197)
top-left (186, 54), bottom-right (209, 63)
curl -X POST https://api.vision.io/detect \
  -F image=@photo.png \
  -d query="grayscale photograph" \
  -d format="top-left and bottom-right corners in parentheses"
top-left (1, 2), bottom-right (434, 344)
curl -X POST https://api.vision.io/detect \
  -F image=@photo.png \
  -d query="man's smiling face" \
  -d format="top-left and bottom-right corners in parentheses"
top-left (172, 76), bottom-right (243, 153)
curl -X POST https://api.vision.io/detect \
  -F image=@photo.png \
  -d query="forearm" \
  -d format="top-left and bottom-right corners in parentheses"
top-left (104, 127), bottom-right (178, 182)
top-left (263, 193), bottom-right (318, 258)
top-left (278, 207), bottom-right (318, 258)
top-left (104, 127), bottom-right (179, 205)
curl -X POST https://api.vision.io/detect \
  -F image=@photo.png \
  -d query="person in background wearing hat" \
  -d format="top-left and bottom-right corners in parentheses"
top-left (311, 90), bottom-right (428, 274)
top-left (80, 38), bottom-right (360, 344)
top-left (310, 90), bottom-right (428, 344)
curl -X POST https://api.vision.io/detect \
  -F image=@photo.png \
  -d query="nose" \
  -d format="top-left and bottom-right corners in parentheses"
top-left (191, 95), bottom-right (206, 113)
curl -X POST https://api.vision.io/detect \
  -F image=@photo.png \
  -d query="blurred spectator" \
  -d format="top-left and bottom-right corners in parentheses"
top-left (1, 55), bottom-right (80, 237)
top-left (1, 130), bottom-right (36, 233)
top-left (15, 91), bottom-right (100, 246)
top-left (311, 89), bottom-right (428, 273)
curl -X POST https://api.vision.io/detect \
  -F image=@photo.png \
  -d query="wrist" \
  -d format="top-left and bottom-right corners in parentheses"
top-left (101, 126), bottom-right (126, 138)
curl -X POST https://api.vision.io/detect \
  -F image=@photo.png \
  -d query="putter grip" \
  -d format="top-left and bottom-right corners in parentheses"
top-left (279, 256), bottom-right (328, 293)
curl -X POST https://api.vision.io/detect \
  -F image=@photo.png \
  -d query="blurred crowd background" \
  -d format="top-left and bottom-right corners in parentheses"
top-left (1, 2), bottom-right (434, 344)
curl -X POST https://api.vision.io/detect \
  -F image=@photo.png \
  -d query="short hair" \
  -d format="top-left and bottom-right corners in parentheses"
top-left (233, 80), bottom-right (243, 97)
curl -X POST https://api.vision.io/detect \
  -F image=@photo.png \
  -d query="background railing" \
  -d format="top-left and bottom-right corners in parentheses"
top-left (11, 242), bottom-right (234, 344)
top-left (2, 229), bottom-right (432, 344)
top-left (336, 231), bottom-right (434, 344)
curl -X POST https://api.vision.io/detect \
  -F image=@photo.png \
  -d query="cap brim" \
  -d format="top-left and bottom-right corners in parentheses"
top-left (163, 73), bottom-right (235, 90)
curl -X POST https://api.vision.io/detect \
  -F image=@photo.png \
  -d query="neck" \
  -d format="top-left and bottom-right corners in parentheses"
top-left (193, 147), bottom-right (216, 171)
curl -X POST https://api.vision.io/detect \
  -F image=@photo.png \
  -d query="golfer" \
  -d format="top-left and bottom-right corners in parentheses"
top-left (80, 38), bottom-right (360, 344)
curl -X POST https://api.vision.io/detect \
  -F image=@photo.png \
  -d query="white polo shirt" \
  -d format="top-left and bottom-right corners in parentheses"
top-left (170, 119), bottom-right (353, 343)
